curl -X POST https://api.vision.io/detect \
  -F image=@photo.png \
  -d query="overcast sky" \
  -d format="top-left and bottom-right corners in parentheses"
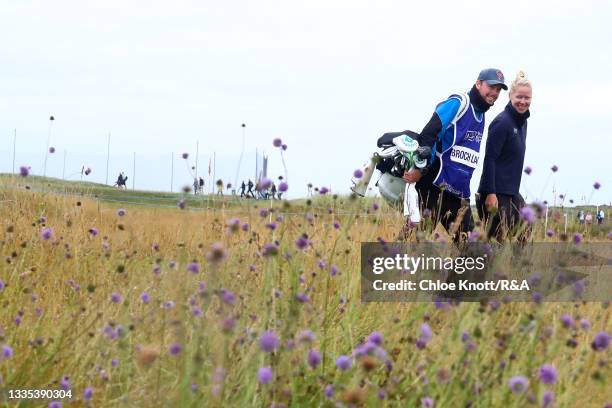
top-left (1, 0), bottom-right (610, 205)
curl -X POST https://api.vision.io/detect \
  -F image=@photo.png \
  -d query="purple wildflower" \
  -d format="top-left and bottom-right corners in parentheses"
top-left (560, 314), bottom-right (573, 328)
top-left (508, 375), bottom-right (529, 393)
top-left (182, 152), bottom-right (189, 159)
top-left (573, 233), bottom-right (583, 244)
top-left (2, 344), bottom-right (13, 359)
top-left (192, 306), bottom-right (202, 317)
top-left (591, 331), bottom-right (610, 351)
top-left (538, 364), bottom-right (558, 385)
top-left (330, 265), bottom-right (338, 276)
top-left (84, 167), bottom-right (92, 176)
top-left (307, 349), bottom-right (322, 368)
top-left (140, 292), bottom-right (150, 304)
top-left (169, 343), bottom-right (182, 356)
top-left (110, 292), bottom-right (122, 304)
top-left (353, 169), bottom-right (363, 179)
top-left (187, 262), bottom-right (200, 274)
top-left (279, 182), bottom-right (288, 192)
top-left (324, 384), bottom-right (334, 398)
top-left (542, 390), bottom-right (555, 407)
top-left (273, 138), bottom-right (282, 147)
top-left (546, 229), bottom-right (554, 237)
top-left (593, 181), bottom-right (601, 190)
top-left (368, 331), bottom-right (384, 346)
top-left (88, 227), bottom-right (99, 236)
top-left (221, 290), bottom-right (236, 305)
top-left (20, 166), bottom-right (30, 177)
top-left (178, 199), bottom-right (186, 210)
top-left (116, 208), bottom-right (126, 217)
top-left (296, 293), bottom-right (309, 303)
top-left (40, 227), bottom-right (54, 241)
top-left (336, 355), bottom-right (352, 370)
top-left (49, 146), bottom-right (56, 153)
top-left (297, 329), bottom-right (315, 343)
top-left (258, 367), bottom-right (273, 384)
top-left (520, 206), bottom-right (536, 225)
top-left (580, 318), bottom-right (591, 331)
top-left (295, 234), bottom-right (309, 250)
top-left (281, 144), bottom-right (287, 150)
top-left (550, 165), bottom-right (558, 172)
top-left (257, 177), bottom-right (272, 191)
top-left (49, 402), bottom-right (62, 408)
top-left (259, 331), bottom-right (280, 353)
top-left (416, 323), bottom-right (433, 349)
top-left (524, 166), bottom-right (532, 175)
top-left (263, 242), bottom-right (279, 257)
top-left (372, 202), bottom-right (380, 211)
top-left (421, 397), bottom-right (435, 408)
top-left (83, 387), bottom-right (93, 401)
top-left (319, 186), bottom-right (329, 195)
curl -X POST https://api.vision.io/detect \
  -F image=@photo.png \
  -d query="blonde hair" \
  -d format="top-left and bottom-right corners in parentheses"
top-left (510, 70), bottom-right (532, 94)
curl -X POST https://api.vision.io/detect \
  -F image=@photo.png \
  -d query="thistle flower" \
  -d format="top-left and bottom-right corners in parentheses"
top-left (550, 165), bottom-right (558, 172)
top-left (88, 227), bottom-right (99, 237)
top-left (368, 331), bottom-right (384, 346)
top-left (20, 166), bottom-right (30, 177)
top-left (83, 387), bottom-right (93, 401)
top-left (560, 314), bottom-right (573, 328)
top-left (84, 167), bottom-right (92, 175)
top-left (307, 349), bottom-right (322, 368)
top-left (324, 385), bottom-right (335, 398)
top-left (279, 182), bottom-right (288, 192)
top-left (297, 329), bottom-right (316, 343)
top-left (169, 343), bottom-right (182, 356)
top-left (257, 178), bottom-right (272, 191)
top-left (372, 202), bottom-right (380, 211)
top-left (417, 323), bottom-right (433, 349)
top-left (281, 144), bottom-right (287, 150)
top-left (353, 169), bottom-right (363, 179)
top-left (591, 331), bottom-right (610, 351)
top-left (187, 262), bottom-right (200, 274)
top-left (140, 292), bottom-right (150, 304)
top-left (330, 265), bottom-right (338, 276)
top-left (573, 233), bottom-right (583, 244)
top-left (182, 153), bottom-right (189, 159)
top-left (542, 390), bottom-right (555, 407)
top-left (259, 331), bottom-right (280, 353)
top-left (538, 364), bottom-right (558, 385)
top-left (40, 227), bottom-right (54, 241)
top-left (49, 402), bottom-right (62, 408)
top-left (524, 166), bottom-right (532, 175)
top-left (110, 292), bottom-right (122, 304)
top-left (336, 355), bottom-right (352, 371)
top-left (221, 290), bottom-right (236, 305)
top-left (207, 242), bottom-right (227, 263)
top-left (258, 367), bottom-right (273, 384)
top-left (593, 181), bottom-right (601, 190)
top-left (2, 344), bottom-right (13, 359)
top-left (178, 199), bottom-right (186, 210)
top-left (116, 208), bottom-right (126, 217)
top-left (520, 206), bottom-right (536, 225)
top-left (273, 138), bottom-right (282, 147)
top-left (546, 229), bottom-right (554, 238)
top-left (319, 186), bottom-right (329, 195)
top-left (263, 243), bottom-right (279, 257)
top-left (508, 375), bottom-right (529, 393)
top-left (421, 397), bottom-right (435, 408)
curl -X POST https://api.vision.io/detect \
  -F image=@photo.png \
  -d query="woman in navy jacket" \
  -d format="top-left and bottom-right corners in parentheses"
top-left (477, 71), bottom-right (532, 241)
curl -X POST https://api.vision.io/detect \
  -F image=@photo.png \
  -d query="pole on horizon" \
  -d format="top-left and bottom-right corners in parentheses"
top-left (62, 150), bottom-right (66, 179)
top-left (12, 129), bottom-right (16, 174)
top-left (170, 152), bottom-right (174, 192)
top-left (195, 140), bottom-right (199, 180)
top-left (212, 152), bottom-right (216, 194)
top-left (132, 152), bottom-right (136, 190)
top-left (105, 132), bottom-right (111, 185)
top-left (43, 116), bottom-right (54, 177)
top-left (234, 123), bottom-right (246, 188)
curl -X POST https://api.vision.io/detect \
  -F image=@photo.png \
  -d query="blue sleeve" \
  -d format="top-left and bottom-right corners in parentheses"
top-left (435, 97), bottom-right (461, 130)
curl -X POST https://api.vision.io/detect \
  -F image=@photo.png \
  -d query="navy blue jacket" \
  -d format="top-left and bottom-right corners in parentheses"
top-left (478, 102), bottom-right (530, 196)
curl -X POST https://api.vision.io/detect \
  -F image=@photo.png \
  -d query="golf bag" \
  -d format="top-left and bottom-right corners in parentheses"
top-left (350, 131), bottom-right (429, 224)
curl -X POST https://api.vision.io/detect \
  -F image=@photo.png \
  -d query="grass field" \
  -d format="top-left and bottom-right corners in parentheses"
top-left (0, 174), bottom-right (610, 407)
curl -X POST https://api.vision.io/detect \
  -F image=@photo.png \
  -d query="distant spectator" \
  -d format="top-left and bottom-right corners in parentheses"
top-left (216, 179), bottom-right (224, 196)
top-left (246, 180), bottom-right (254, 198)
top-left (240, 181), bottom-right (246, 197)
top-left (585, 212), bottom-right (593, 224)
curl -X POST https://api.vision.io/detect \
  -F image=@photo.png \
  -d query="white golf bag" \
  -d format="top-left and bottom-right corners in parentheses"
top-left (351, 131), bottom-right (427, 224)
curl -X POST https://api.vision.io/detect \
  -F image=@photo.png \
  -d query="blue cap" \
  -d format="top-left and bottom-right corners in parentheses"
top-left (477, 68), bottom-right (508, 90)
